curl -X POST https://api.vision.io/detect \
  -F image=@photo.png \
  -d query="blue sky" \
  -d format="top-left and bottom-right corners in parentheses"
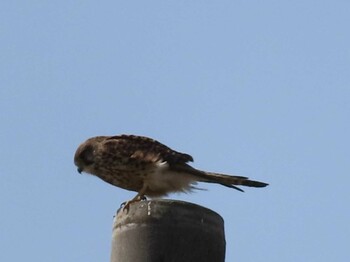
top-left (1, 1), bottom-right (349, 261)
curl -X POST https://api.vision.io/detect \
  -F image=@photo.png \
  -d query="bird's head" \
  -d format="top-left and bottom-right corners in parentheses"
top-left (74, 137), bottom-right (105, 175)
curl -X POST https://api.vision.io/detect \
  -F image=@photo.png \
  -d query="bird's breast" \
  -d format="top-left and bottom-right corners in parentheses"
top-left (92, 164), bottom-right (155, 193)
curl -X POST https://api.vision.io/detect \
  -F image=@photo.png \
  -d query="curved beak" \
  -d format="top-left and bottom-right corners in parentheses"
top-left (77, 167), bottom-right (83, 174)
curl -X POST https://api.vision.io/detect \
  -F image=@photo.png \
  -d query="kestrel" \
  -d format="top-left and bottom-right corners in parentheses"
top-left (74, 135), bottom-right (268, 206)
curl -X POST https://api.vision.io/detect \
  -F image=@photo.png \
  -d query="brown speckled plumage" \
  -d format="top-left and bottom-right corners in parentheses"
top-left (74, 134), bottom-right (268, 201)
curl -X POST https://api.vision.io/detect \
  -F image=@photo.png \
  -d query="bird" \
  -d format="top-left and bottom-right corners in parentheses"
top-left (74, 134), bottom-right (268, 208)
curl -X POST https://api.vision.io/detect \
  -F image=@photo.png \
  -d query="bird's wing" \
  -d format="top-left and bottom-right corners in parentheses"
top-left (104, 135), bottom-right (193, 164)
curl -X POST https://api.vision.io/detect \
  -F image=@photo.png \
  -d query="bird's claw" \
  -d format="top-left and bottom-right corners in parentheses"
top-left (120, 195), bottom-right (147, 212)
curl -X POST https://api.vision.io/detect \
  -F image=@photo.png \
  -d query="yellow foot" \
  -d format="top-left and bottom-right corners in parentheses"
top-left (120, 195), bottom-right (147, 212)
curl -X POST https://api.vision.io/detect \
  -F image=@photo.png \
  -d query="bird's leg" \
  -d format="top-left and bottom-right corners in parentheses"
top-left (121, 184), bottom-right (148, 211)
top-left (121, 194), bottom-right (147, 211)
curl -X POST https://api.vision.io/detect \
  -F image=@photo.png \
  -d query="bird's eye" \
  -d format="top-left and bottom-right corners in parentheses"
top-left (79, 145), bottom-right (95, 165)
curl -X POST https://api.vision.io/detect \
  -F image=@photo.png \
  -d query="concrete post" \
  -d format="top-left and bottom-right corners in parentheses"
top-left (111, 199), bottom-right (226, 262)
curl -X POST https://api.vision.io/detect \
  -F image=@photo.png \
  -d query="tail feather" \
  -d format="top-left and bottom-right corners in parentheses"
top-left (170, 164), bottom-right (268, 192)
top-left (201, 172), bottom-right (268, 192)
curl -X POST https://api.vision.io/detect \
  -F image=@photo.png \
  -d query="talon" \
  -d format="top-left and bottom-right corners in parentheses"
top-left (122, 201), bottom-right (131, 212)
top-left (140, 195), bottom-right (147, 201)
top-left (120, 195), bottom-right (146, 212)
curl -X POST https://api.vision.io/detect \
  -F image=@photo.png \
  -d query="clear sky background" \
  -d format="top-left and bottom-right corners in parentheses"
top-left (1, 1), bottom-right (349, 261)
